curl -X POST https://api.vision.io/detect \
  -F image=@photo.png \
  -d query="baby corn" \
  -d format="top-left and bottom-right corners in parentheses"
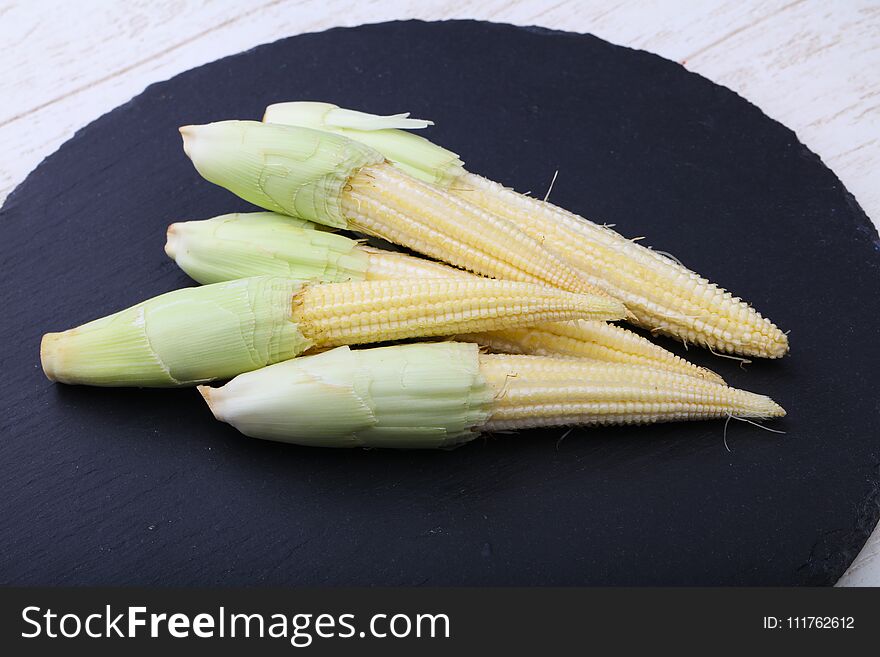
top-left (40, 276), bottom-right (621, 387)
top-left (292, 277), bottom-right (622, 347)
top-left (199, 342), bottom-right (784, 448)
top-left (476, 353), bottom-right (778, 431)
top-left (454, 322), bottom-right (723, 384)
top-left (166, 212), bottom-right (722, 382)
top-left (179, 120), bottom-right (601, 296)
top-left (452, 176), bottom-right (789, 358)
top-left (264, 102), bottom-right (788, 358)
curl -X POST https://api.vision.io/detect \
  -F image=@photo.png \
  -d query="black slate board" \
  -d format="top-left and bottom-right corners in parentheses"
top-left (2, 20), bottom-right (879, 586)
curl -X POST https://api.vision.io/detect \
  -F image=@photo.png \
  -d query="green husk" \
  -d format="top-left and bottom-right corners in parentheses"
top-left (41, 277), bottom-right (312, 387)
top-left (198, 342), bottom-right (493, 448)
top-left (179, 120), bottom-right (384, 228)
top-left (263, 102), bottom-right (466, 186)
top-left (165, 212), bottom-right (369, 285)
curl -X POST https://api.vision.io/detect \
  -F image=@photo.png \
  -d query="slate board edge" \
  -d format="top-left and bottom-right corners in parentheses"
top-left (3, 19), bottom-right (879, 585)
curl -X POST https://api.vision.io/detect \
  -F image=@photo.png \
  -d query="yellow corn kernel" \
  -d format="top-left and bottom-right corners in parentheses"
top-left (293, 278), bottom-right (624, 348)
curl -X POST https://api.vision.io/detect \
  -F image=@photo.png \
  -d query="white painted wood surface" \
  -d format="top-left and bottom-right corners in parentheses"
top-left (3, 0), bottom-right (878, 586)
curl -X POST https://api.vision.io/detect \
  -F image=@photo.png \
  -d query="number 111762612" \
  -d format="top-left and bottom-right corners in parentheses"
top-left (763, 617), bottom-right (854, 630)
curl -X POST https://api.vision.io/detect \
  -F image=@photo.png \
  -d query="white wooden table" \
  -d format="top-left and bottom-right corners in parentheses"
top-left (3, 0), bottom-right (878, 586)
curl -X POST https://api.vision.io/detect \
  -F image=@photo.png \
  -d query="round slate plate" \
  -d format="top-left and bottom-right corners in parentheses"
top-left (1, 20), bottom-right (879, 586)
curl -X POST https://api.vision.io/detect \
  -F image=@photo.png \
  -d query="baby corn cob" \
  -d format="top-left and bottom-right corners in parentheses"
top-left (166, 212), bottom-right (722, 382)
top-left (452, 176), bottom-right (788, 358)
top-left (179, 120), bottom-right (602, 296)
top-left (476, 354), bottom-right (777, 431)
top-left (41, 276), bottom-right (622, 387)
top-left (454, 322), bottom-right (723, 384)
top-left (198, 342), bottom-right (784, 448)
top-left (263, 102), bottom-right (789, 358)
top-left (292, 277), bottom-right (622, 347)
